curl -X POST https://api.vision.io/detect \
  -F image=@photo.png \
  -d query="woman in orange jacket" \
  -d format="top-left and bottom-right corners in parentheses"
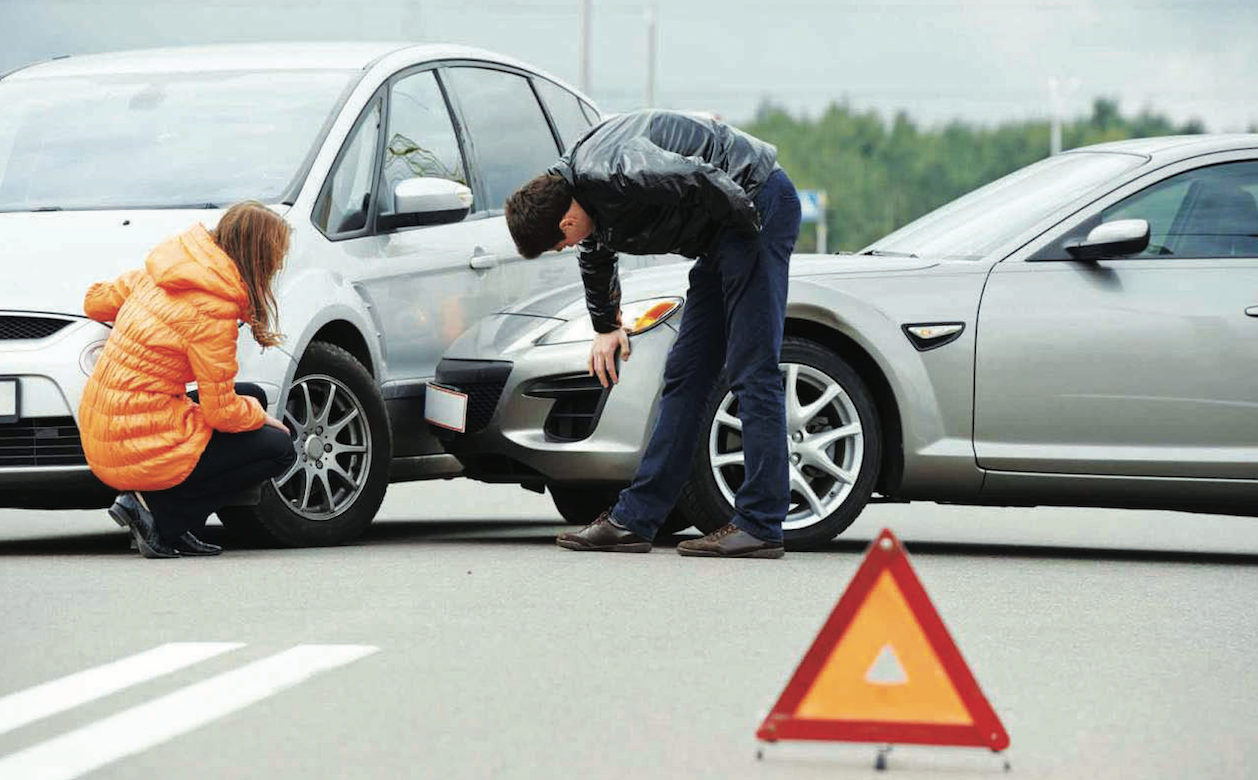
top-left (79, 201), bottom-right (297, 558)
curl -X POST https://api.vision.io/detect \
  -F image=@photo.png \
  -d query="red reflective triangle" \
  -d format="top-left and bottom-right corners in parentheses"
top-left (757, 528), bottom-right (1010, 751)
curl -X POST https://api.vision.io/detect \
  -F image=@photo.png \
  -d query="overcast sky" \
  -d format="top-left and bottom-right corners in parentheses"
top-left (2, 0), bottom-right (1255, 131)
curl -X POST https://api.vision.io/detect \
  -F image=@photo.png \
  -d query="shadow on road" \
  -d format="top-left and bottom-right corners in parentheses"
top-left (810, 536), bottom-right (1258, 566)
top-left (0, 530), bottom-right (131, 557)
top-left (1, 518), bottom-right (1257, 566)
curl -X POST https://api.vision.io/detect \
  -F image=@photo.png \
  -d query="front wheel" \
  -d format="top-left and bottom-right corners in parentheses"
top-left (219, 341), bottom-right (391, 546)
top-left (678, 337), bottom-right (882, 550)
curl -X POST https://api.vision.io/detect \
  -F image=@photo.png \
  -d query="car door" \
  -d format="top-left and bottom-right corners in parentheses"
top-left (439, 65), bottom-right (582, 303)
top-left (974, 153), bottom-right (1258, 479)
top-left (319, 68), bottom-right (506, 386)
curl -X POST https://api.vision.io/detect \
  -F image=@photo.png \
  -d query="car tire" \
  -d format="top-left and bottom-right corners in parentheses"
top-left (549, 485), bottom-right (692, 536)
top-left (678, 337), bottom-right (882, 551)
top-left (218, 341), bottom-right (392, 547)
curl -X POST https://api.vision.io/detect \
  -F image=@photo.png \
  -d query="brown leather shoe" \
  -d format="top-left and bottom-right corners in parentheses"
top-left (677, 523), bottom-right (784, 559)
top-left (556, 511), bottom-right (652, 553)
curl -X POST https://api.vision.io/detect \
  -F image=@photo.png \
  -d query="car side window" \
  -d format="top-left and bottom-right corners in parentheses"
top-left (1101, 161), bottom-right (1258, 258)
top-left (533, 79), bottom-right (593, 153)
top-left (442, 67), bottom-right (562, 211)
top-left (313, 100), bottom-right (381, 237)
top-left (379, 70), bottom-right (467, 218)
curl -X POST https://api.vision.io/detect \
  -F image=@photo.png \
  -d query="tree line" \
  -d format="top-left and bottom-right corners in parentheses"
top-left (739, 98), bottom-right (1211, 252)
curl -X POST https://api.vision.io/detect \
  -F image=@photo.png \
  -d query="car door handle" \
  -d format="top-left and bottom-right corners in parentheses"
top-left (469, 251), bottom-right (499, 270)
top-left (1247, 306), bottom-right (1258, 317)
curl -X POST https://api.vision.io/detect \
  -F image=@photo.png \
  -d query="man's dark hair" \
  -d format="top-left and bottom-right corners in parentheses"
top-left (505, 174), bottom-right (571, 259)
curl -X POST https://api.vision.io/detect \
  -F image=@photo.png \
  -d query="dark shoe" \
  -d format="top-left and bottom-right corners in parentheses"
top-left (109, 493), bottom-right (179, 559)
top-left (556, 511), bottom-right (652, 553)
top-left (108, 493), bottom-right (153, 536)
top-left (108, 496), bottom-right (140, 550)
top-left (677, 523), bottom-right (784, 559)
top-left (174, 532), bottom-right (222, 556)
top-left (134, 530), bottom-right (181, 559)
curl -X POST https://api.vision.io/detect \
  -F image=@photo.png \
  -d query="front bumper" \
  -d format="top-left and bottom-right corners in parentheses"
top-left (434, 314), bottom-right (678, 488)
top-left (0, 314), bottom-right (113, 508)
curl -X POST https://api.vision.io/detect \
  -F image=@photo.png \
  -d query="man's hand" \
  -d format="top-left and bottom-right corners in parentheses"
top-left (263, 414), bottom-right (290, 434)
top-left (588, 328), bottom-right (632, 387)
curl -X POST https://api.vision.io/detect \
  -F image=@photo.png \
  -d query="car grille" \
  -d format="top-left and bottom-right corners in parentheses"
top-left (0, 315), bottom-right (73, 341)
top-left (0, 416), bottom-right (88, 467)
top-left (432, 359), bottom-right (514, 434)
top-left (524, 375), bottom-right (610, 442)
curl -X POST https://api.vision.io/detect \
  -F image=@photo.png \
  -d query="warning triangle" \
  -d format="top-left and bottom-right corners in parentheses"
top-left (757, 529), bottom-right (1009, 751)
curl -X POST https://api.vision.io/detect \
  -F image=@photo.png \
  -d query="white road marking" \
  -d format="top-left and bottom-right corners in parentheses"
top-left (0, 642), bottom-right (244, 737)
top-left (0, 644), bottom-right (379, 780)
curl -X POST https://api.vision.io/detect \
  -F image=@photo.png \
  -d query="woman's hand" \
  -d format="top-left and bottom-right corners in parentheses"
top-left (263, 414), bottom-right (290, 434)
top-left (588, 328), bottom-right (631, 387)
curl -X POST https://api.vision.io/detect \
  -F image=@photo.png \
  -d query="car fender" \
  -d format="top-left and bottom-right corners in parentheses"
top-left (236, 265), bottom-right (383, 412)
top-left (783, 274), bottom-right (986, 498)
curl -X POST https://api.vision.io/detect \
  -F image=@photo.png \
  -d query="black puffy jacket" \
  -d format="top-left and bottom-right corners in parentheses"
top-left (549, 110), bottom-right (778, 333)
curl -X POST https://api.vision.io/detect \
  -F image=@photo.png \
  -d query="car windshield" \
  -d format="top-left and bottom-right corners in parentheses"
top-left (864, 151), bottom-right (1145, 260)
top-left (0, 69), bottom-right (358, 212)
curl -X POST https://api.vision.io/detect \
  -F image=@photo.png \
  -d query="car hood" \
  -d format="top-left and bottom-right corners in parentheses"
top-left (501, 253), bottom-right (938, 319)
top-left (0, 208), bottom-right (278, 315)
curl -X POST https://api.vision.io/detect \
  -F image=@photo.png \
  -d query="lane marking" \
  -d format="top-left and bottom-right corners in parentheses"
top-left (0, 644), bottom-right (379, 780)
top-left (0, 643), bottom-right (244, 737)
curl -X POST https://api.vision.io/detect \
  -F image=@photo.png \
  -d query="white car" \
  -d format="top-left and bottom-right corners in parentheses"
top-left (0, 42), bottom-right (673, 544)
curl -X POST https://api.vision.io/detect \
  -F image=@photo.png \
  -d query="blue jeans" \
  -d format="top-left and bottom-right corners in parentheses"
top-left (611, 168), bottom-right (801, 542)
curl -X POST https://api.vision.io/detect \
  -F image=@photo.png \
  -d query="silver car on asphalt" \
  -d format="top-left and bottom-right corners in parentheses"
top-left (0, 42), bottom-right (686, 546)
top-left (430, 134), bottom-right (1258, 548)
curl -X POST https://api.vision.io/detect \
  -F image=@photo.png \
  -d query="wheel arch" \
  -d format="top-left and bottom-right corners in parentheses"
top-left (783, 313), bottom-right (905, 498)
top-left (309, 320), bottom-right (375, 377)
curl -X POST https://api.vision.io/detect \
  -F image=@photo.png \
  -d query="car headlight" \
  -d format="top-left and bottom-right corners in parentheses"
top-left (537, 297), bottom-right (683, 345)
top-left (79, 340), bottom-right (108, 376)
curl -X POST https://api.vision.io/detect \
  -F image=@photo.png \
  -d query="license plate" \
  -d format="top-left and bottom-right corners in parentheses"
top-left (425, 383), bottom-right (468, 433)
top-left (0, 379), bottom-right (17, 423)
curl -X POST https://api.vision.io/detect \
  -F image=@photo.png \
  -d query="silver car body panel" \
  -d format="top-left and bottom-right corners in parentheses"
top-left (442, 313), bottom-right (677, 483)
top-left (0, 42), bottom-right (606, 505)
top-left (977, 147), bottom-right (1258, 481)
top-left (440, 135), bottom-right (1258, 518)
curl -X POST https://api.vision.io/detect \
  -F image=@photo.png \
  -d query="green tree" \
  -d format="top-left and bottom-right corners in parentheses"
top-left (740, 99), bottom-right (1205, 253)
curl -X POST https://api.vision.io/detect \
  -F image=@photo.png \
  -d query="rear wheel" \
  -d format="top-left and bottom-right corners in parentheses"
top-left (678, 337), bottom-right (882, 550)
top-left (549, 485), bottom-right (692, 535)
top-left (218, 341), bottom-right (391, 546)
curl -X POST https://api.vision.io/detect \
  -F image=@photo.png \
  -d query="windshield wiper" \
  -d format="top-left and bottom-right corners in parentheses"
top-left (860, 249), bottom-right (918, 258)
top-left (31, 206), bottom-right (62, 212)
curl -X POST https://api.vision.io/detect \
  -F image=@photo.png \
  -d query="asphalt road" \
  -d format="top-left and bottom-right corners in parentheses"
top-left (1, 482), bottom-right (1256, 779)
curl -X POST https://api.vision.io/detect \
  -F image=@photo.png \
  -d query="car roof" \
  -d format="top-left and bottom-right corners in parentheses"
top-left (1071, 134), bottom-right (1258, 162)
top-left (3, 42), bottom-right (410, 79)
top-left (2, 43), bottom-right (584, 96)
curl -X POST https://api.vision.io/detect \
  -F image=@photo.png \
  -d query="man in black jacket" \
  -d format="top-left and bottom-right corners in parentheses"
top-left (505, 109), bottom-right (801, 558)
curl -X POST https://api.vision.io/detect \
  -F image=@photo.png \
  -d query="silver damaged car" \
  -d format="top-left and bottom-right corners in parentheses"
top-left (431, 134), bottom-right (1258, 549)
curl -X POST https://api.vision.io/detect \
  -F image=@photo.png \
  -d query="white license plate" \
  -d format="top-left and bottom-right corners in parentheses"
top-left (425, 383), bottom-right (468, 433)
top-left (0, 379), bottom-right (16, 423)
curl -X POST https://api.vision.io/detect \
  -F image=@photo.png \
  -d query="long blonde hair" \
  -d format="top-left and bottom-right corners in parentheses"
top-left (211, 201), bottom-right (289, 347)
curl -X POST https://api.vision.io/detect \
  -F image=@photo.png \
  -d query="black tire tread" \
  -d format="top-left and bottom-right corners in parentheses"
top-left (219, 340), bottom-right (391, 547)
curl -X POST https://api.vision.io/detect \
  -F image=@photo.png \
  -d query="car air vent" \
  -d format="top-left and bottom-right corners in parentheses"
top-left (0, 416), bottom-right (87, 467)
top-left (432, 359), bottom-right (514, 434)
top-left (0, 315), bottom-right (73, 341)
top-left (524, 375), bottom-right (610, 443)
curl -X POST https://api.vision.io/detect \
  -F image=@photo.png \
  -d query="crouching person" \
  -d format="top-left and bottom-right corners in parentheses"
top-left (78, 201), bottom-right (297, 558)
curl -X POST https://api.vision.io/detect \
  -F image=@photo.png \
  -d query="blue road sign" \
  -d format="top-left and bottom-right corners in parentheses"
top-left (799, 189), bottom-right (823, 223)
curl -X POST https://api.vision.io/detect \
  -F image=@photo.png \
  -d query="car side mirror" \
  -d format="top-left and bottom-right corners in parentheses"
top-left (1064, 218), bottom-right (1150, 261)
top-left (379, 177), bottom-right (473, 230)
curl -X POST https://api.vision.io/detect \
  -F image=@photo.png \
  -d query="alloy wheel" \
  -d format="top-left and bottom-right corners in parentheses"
top-left (708, 362), bottom-right (864, 531)
top-left (274, 374), bottom-right (372, 520)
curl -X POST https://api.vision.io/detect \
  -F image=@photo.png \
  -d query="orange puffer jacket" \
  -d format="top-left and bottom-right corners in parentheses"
top-left (78, 224), bottom-right (267, 491)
